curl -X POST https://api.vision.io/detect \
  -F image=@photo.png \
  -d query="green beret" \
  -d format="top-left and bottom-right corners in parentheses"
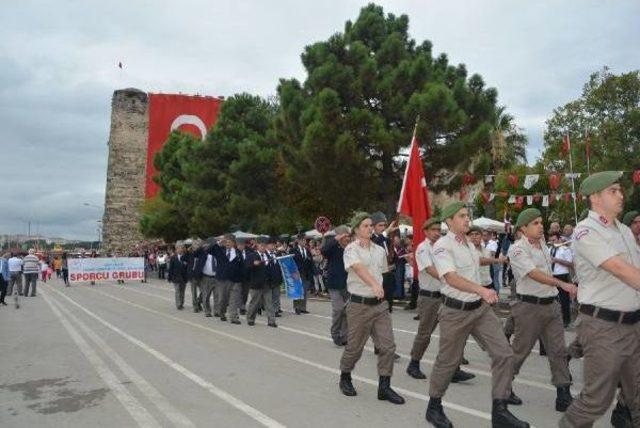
top-left (371, 211), bottom-right (387, 225)
top-left (579, 171), bottom-right (623, 196)
top-left (515, 208), bottom-right (542, 228)
top-left (440, 202), bottom-right (466, 220)
top-left (467, 225), bottom-right (482, 234)
top-left (623, 210), bottom-right (640, 226)
top-left (422, 217), bottom-right (441, 230)
top-left (578, 209), bottom-right (589, 222)
top-left (350, 211), bottom-right (372, 229)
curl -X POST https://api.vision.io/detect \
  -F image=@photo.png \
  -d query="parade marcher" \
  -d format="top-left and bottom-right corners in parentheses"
top-left (549, 234), bottom-right (574, 327)
top-left (22, 249), bottom-right (40, 297)
top-left (560, 171), bottom-right (640, 428)
top-left (210, 234), bottom-right (244, 324)
top-left (237, 238), bottom-right (250, 315)
top-left (200, 238), bottom-right (219, 317)
top-left (157, 252), bottom-right (167, 279)
top-left (425, 202), bottom-right (529, 428)
top-left (406, 218), bottom-right (475, 384)
top-left (622, 210), bottom-right (640, 246)
top-left (370, 212), bottom-right (398, 312)
top-left (321, 225), bottom-right (351, 346)
top-left (0, 253), bottom-right (10, 306)
top-left (293, 235), bottom-right (313, 314)
top-left (61, 252), bottom-right (69, 286)
top-left (167, 244), bottom-right (189, 310)
top-left (187, 239), bottom-right (205, 313)
top-left (507, 208), bottom-right (576, 412)
top-left (266, 237), bottom-right (283, 318)
top-left (338, 212), bottom-right (404, 404)
top-left (245, 237), bottom-right (277, 327)
top-left (7, 253), bottom-right (22, 308)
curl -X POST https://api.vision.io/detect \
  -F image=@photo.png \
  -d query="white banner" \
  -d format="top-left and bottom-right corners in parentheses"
top-left (523, 174), bottom-right (539, 189)
top-left (68, 257), bottom-right (145, 283)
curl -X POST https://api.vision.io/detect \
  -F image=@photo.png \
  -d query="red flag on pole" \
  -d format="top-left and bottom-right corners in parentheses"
top-left (397, 133), bottom-right (432, 276)
top-left (562, 134), bottom-right (570, 155)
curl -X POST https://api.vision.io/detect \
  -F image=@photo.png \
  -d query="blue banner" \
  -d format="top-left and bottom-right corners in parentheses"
top-left (277, 255), bottom-right (303, 300)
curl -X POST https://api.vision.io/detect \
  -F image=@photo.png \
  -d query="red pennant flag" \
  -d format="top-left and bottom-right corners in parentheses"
top-left (585, 131), bottom-right (591, 163)
top-left (398, 134), bottom-right (432, 277)
top-left (564, 193), bottom-right (571, 201)
top-left (548, 173), bottom-right (562, 190)
top-left (462, 173), bottom-right (476, 185)
top-left (550, 194), bottom-right (557, 204)
top-left (562, 134), bottom-right (570, 155)
top-left (633, 170), bottom-right (640, 185)
top-left (515, 196), bottom-right (524, 209)
top-left (533, 194), bottom-right (542, 202)
top-left (507, 174), bottom-right (519, 188)
top-left (481, 192), bottom-right (490, 203)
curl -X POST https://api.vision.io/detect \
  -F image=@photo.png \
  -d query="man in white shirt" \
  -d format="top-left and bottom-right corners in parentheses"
top-left (7, 254), bottom-right (23, 298)
top-left (549, 234), bottom-right (574, 327)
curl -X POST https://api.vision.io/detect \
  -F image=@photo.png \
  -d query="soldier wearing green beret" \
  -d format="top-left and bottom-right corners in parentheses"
top-left (406, 217), bottom-right (475, 383)
top-left (507, 208), bottom-right (576, 413)
top-left (425, 202), bottom-right (529, 428)
top-left (338, 212), bottom-right (405, 405)
top-left (560, 172), bottom-right (640, 427)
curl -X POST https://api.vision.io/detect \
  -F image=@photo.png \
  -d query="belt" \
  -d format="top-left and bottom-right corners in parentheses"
top-left (442, 297), bottom-right (482, 311)
top-left (419, 290), bottom-right (442, 298)
top-left (579, 304), bottom-right (640, 325)
top-left (517, 294), bottom-right (556, 305)
top-left (203, 274), bottom-right (216, 278)
top-left (350, 294), bottom-right (383, 305)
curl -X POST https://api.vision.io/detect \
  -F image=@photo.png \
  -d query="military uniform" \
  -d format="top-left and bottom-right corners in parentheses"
top-left (560, 210), bottom-right (640, 427)
top-left (508, 233), bottom-right (572, 410)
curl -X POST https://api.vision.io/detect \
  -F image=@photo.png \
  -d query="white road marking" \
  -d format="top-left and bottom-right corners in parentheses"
top-left (41, 290), bottom-right (162, 428)
top-left (45, 286), bottom-right (286, 428)
top-left (114, 283), bottom-right (558, 391)
top-left (73, 285), bottom-right (503, 422)
top-left (45, 290), bottom-right (195, 428)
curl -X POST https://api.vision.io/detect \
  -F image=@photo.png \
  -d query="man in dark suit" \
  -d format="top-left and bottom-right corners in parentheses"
top-left (266, 237), bottom-right (284, 317)
top-left (237, 238), bottom-right (251, 315)
top-left (321, 225), bottom-right (351, 346)
top-left (370, 212), bottom-right (399, 312)
top-left (245, 237), bottom-right (277, 327)
top-left (208, 234), bottom-right (244, 324)
top-left (292, 234), bottom-right (314, 314)
top-left (187, 239), bottom-right (205, 313)
top-left (167, 243), bottom-right (189, 310)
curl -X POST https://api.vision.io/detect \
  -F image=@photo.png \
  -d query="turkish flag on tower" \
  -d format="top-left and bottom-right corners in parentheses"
top-left (398, 134), bottom-right (432, 277)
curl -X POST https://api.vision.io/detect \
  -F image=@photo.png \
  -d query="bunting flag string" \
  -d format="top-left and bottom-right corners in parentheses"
top-left (466, 190), bottom-right (587, 205)
top-left (442, 170), bottom-right (639, 186)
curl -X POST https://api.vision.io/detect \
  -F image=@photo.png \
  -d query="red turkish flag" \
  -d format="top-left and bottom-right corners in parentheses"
top-left (398, 135), bottom-right (432, 277)
top-left (633, 170), bottom-right (640, 185)
top-left (562, 134), bottom-right (570, 155)
top-left (549, 173), bottom-right (562, 190)
top-left (507, 174), bottom-right (519, 188)
top-left (146, 94), bottom-right (223, 198)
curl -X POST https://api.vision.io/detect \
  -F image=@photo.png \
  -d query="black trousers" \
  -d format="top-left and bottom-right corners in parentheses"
top-left (554, 273), bottom-right (572, 326)
top-left (382, 272), bottom-right (395, 311)
top-left (0, 277), bottom-right (7, 303)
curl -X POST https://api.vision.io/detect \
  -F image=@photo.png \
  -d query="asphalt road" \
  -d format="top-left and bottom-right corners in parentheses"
top-left (0, 276), bottom-right (614, 427)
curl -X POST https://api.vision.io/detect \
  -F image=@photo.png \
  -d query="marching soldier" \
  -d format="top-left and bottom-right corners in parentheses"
top-left (211, 234), bottom-right (244, 324)
top-left (293, 235), bottom-right (313, 314)
top-left (338, 212), bottom-right (405, 405)
top-left (507, 208), bottom-right (575, 412)
top-left (406, 218), bottom-right (475, 384)
top-left (245, 237), bottom-right (277, 327)
top-left (266, 237), bottom-right (283, 317)
top-left (425, 202), bottom-right (528, 428)
top-left (560, 171), bottom-right (640, 427)
top-left (187, 239), bottom-right (204, 313)
top-left (622, 210), bottom-right (640, 246)
top-left (167, 243), bottom-right (189, 310)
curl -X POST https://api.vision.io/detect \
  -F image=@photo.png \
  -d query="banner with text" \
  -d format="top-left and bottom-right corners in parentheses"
top-left (276, 255), bottom-right (303, 300)
top-left (68, 257), bottom-right (145, 283)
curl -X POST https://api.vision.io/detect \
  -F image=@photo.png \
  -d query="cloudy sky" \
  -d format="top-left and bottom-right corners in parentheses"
top-left (1, 0), bottom-right (638, 240)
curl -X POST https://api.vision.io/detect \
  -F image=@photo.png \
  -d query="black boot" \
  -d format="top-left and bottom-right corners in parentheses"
top-left (425, 397), bottom-right (453, 428)
top-left (555, 385), bottom-right (572, 412)
top-left (339, 372), bottom-right (357, 396)
top-left (406, 359), bottom-right (426, 379)
top-left (492, 399), bottom-right (530, 428)
top-left (377, 376), bottom-right (405, 404)
top-left (451, 368), bottom-right (475, 383)
top-left (506, 389), bottom-right (523, 405)
top-left (611, 400), bottom-right (633, 428)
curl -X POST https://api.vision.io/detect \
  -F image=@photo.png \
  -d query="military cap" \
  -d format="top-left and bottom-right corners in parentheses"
top-left (579, 171), bottom-right (623, 196)
top-left (350, 211), bottom-right (372, 228)
top-left (622, 210), bottom-right (640, 227)
top-left (440, 201), bottom-right (466, 220)
top-left (370, 211), bottom-right (387, 225)
top-left (422, 217), bottom-right (441, 230)
top-left (515, 207), bottom-right (542, 228)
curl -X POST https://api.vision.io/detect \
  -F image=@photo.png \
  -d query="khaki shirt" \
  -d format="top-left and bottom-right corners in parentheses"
top-left (475, 245), bottom-right (493, 286)
top-left (508, 237), bottom-right (558, 298)
top-left (433, 232), bottom-right (481, 302)
top-left (415, 239), bottom-right (443, 291)
top-left (343, 240), bottom-right (388, 298)
top-left (573, 211), bottom-right (640, 311)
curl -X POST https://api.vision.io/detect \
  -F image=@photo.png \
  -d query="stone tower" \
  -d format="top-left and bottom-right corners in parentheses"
top-left (102, 88), bottom-right (149, 253)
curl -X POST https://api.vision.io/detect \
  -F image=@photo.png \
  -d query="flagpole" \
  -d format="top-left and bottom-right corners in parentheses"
top-left (585, 128), bottom-right (591, 175)
top-left (566, 132), bottom-right (579, 225)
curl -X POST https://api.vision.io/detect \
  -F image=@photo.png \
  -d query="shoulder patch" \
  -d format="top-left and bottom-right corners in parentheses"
top-left (512, 249), bottom-right (523, 257)
top-left (599, 216), bottom-right (609, 226)
top-left (433, 247), bottom-right (447, 256)
top-left (574, 229), bottom-right (590, 240)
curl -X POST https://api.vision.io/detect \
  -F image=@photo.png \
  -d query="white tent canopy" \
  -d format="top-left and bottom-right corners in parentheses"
top-left (471, 217), bottom-right (505, 233)
top-left (304, 229), bottom-right (323, 239)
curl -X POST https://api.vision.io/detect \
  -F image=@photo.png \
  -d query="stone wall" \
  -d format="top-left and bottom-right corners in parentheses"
top-left (102, 88), bottom-right (149, 253)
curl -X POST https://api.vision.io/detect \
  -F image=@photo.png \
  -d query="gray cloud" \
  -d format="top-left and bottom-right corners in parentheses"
top-left (1, 0), bottom-right (638, 240)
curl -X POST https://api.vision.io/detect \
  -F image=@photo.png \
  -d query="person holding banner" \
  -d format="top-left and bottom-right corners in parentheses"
top-left (167, 244), bottom-right (189, 310)
top-left (245, 237), bottom-right (277, 327)
top-left (292, 235), bottom-right (313, 315)
top-left (338, 212), bottom-right (404, 405)
top-left (425, 202), bottom-right (529, 428)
